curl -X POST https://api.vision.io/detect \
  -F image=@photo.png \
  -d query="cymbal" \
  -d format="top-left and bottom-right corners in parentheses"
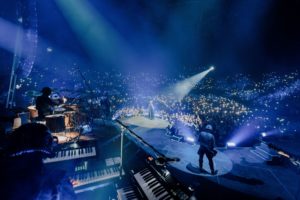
top-left (25, 90), bottom-right (42, 97)
top-left (50, 93), bottom-right (61, 100)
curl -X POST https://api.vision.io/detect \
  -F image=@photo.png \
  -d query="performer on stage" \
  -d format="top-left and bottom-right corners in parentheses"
top-left (148, 100), bottom-right (155, 120)
top-left (197, 124), bottom-right (218, 175)
top-left (36, 87), bottom-right (60, 120)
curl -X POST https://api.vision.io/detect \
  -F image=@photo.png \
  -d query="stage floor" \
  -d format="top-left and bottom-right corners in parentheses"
top-left (120, 116), bottom-right (300, 200)
top-left (122, 116), bottom-right (170, 128)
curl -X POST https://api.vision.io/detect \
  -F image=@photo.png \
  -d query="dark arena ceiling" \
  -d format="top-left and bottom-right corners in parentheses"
top-left (1, 0), bottom-right (300, 76)
top-left (1, 0), bottom-right (299, 106)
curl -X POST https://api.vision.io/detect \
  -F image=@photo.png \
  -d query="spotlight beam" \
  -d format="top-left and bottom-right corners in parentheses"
top-left (54, 0), bottom-right (133, 67)
top-left (168, 67), bottom-right (214, 101)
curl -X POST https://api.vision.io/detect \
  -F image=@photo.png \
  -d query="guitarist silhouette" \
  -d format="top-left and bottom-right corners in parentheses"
top-left (197, 124), bottom-right (218, 175)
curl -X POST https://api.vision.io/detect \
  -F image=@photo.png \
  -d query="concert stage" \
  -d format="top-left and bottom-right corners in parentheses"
top-left (120, 117), bottom-right (300, 200)
top-left (122, 116), bottom-right (170, 129)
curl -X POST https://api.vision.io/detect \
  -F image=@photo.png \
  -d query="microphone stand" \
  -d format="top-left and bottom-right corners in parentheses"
top-left (119, 125), bottom-right (125, 178)
top-left (115, 119), bottom-right (180, 176)
top-left (77, 66), bottom-right (94, 96)
top-left (76, 66), bottom-right (97, 127)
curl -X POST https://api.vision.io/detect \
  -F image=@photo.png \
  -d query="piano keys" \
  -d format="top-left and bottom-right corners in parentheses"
top-left (116, 154), bottom-right (192, 200)
top-left (134, 168), bottom-right (174, 200)
top-left (43, 146), bottom-right (96, 163)
top-left (71, 166), bottom-right (125, 193)
top-left (117, 186), bottom-right (141, 200)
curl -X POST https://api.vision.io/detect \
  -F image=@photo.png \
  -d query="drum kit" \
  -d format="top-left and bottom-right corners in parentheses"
top-left (22, 89), bottom-right (91, 135)
top-left (12, 112), bottom-right (31, 130)
top-left (11, 88), bottom-right (103, 138)
top-left (25, 104), bottom-right (83, 133)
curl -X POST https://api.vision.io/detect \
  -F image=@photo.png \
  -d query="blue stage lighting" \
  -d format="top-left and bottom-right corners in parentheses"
top-left (169, 67), bottom-right (214, 101)
top-left (46, 47), bottom-right (53, 52)
top-left (186, 136), bottom-right (195, 143)
top-left (261, 132), bottom-right (267, 137)
top-left (226, 142), bottom-right (236, 147)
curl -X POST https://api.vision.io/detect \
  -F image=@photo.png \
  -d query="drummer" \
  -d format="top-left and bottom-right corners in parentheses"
top-left (36, 87), bottom-right (63, 120)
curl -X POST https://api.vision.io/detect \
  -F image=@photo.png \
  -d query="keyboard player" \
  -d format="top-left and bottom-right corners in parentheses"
top-left (0, 123), bottom-right (76, 199)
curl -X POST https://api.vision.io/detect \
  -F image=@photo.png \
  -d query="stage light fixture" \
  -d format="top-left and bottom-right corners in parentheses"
top-left (261, 132), bottom-right (267, 137)
top-left (186, 136), bottom-right (195, 143)
top-left (226, 142), bottom-right (236, 147)
top-left (46, 47), bottom-right (53, 52)
top-left (170, 67), bottom-right (214, 101)
top-left (17, 17), bottom-right (23, 23)
top-left (209, 66), bottom-right (215, 71)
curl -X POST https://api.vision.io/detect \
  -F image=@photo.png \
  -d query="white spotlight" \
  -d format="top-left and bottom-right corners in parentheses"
top-left (46, 47), bottom-right (53, 52)
top-left (261, 132), bottom-right (267, 137)
top-left (170, 68), bottom-right (214, 101)
top-left (186, 136), bottom-right (195, 143)
top-left (226, 142), bottom-right (236, 147)
top-left (209, 66), bottom-right (215, 71)
top-left (17, 17), bottom-right (23, 23)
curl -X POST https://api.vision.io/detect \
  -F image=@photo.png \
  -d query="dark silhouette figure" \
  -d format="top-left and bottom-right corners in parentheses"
top-left (198, 124), bottom-right (218, 175)
top-left (36, 87), bottom-right (56, 120)
top-left (0, 123), bottom-right (76, 200)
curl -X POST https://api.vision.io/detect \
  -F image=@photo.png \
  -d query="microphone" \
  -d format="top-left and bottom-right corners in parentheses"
top-left (165, 157), bottom-right (180, 162)
top-left (155, 156), bottom-right (180, 165)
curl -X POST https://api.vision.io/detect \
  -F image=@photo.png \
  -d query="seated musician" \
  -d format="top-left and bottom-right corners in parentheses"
top-left (36, 87), bottom-right (61, 120)
top-left (0, 123), bottom-right (76, 200)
